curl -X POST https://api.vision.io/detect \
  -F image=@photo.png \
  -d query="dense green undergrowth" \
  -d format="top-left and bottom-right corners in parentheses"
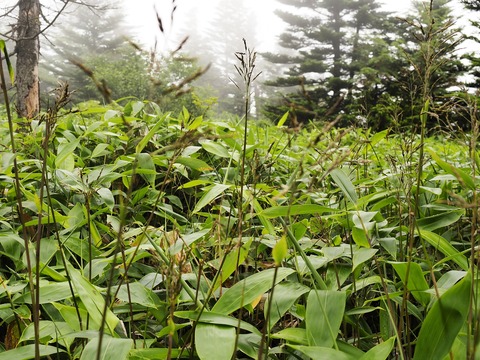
top-left (0, 100), bottom-right (479, 359)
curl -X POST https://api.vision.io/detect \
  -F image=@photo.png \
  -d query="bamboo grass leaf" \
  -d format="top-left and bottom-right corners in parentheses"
top-left (413, 272), bottom-right (471, 360)
top-left (272, 235), bottom-right (288, 265)
top-left (175, 156), bottom-right (213, 172)
top-left (80, 337), bottom-right (133, 360)
top-left (416, 209), bottom-right (464, 232)
top-left (417, 229), bottom-right (469, 271)
top-left (391, 262), bottom-right (430, 307)
top-left (135, 113), bottom-right (169, 154)
top-left (136, 153), bottom-right (156, 187)
top-left (359, 336), bottom-right (395, 360)
top-left (212, 268), bottom-right (294, 314)
top-left (201, 140), bottom-right (230, 158)
top-left (265, 282), bottom-right (310, 330)
top-left (0, 345), bottom-right (64, 360)
top-left (427, 149), bottom-right (476, 190)
top-left (330, 168), bottom-right (358, 204)
top-left (195, 324), bottom-right (236, 360)
top-left (174, 310), bottom-right (261, 335)
top-left (288, 345), bottom-right (355, 360)
top-left (306, 290), bottom-right (346, 348)
top-left (67, 265), bottom-right (119, 335)
top-left (260, 204), bottom-right (336, 218)
top-left (192, 183), bottom-right (230, 214)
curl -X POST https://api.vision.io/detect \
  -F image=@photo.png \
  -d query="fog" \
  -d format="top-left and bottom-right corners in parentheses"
top-left (122, 0), bottom-right (418, 52)
top-left (122, 0), bottom-right (469, 53)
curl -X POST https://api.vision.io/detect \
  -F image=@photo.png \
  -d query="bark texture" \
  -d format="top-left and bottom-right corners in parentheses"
top-left (15, 0), bottom-right (41, 119)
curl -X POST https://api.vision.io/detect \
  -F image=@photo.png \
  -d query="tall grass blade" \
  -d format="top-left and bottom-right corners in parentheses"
top-left (0, 40), bottom-right (14, 84)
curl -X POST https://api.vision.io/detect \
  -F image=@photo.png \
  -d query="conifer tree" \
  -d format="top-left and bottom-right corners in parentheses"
top-left (461, 0), bottom-right (480, 90)
top-left (262, 0), bottom-right (389, 125)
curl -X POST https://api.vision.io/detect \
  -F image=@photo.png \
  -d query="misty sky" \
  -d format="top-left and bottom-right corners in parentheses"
top-left (123, 0), bottom-right (415, 51)
top-left (123, 0), bottom-right (468, 52)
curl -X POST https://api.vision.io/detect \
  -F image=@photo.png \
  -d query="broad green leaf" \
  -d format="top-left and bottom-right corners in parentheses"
top-left (265, 281), bottom-right (310, 330)
top-left (168, 228), bottom-right (210, 255)
top-left (80, 337), bottom-right (133, 360)
top-left (417, 229), bottom-right (469, 271)
top-left (175, 156), bottom-right (213, 172)
top-left (369, 129), bottom-right (388, 146)
top-left (428, 149), bottom-right (476, 190)
top-left (0, 345), bottom-right (63, 360)
top-left (56, 138), bottom-right (80, 170)
top-left (260, 204), bottom-right (336, 218)
top-left (67, 202), bottom-right (85, 228)
top-left (352, 227), bottom-right (371, 248)
top-left (136, 152), bottom-right (156, 187)
top-left (174, 310), bottom-right (261, 335)
top-left (136, 113), bottom-right (169, 154)
top-left (177, 179), bottom-right (211, 189)
top-left (201, 140), bottom-right (230, 158)
top-left (112, 282), bottom-right (160, 308)
top-left (288, 345), bottom-right (355, 360)
top-left (19, 321), bottom-right (73, 347)
top-left (104, 109), bottom-right (121, 121)
top-left (413, 272), bottom-right (471, 360)
top-left (391, 262), bottom-right (430, 307)
top-left (210, 238), bottom-right (252, 291)
top-left (306, 290), bottom-right (346, 347)
top-left (352, 211), bottom-right (377, 229)
top-left (14, 281), bottom-right (73, 304)
top-left (91, 143), bottom-right (109, 158)
top-left (193, 184), bottom-right (230, 214)
top-left (128, 348), bottom-right (183, 359)
top-left (272, 235), bottom-right (288, 265)
top-left (68, 265), bottom-right (119, 334)
top-left (237, 333), bottom-right (262, 359)
top-left (271, 328), bottom-right (308, 345)
top-left (359, 336), bottom-right (395, 360)
top-left (330, 168), bottom-right (358, 204)
top-left (436, 271), bottom-right (467, 290)
top-left (96, 187), bottom-right (115, 212)
top-left (352, 248), bottom-right (378, 272)
top-left (53, 303), bottom-right (88, 331)
top-left (195, 324), bottom-right (236, 360)
top-left (212, 268), bottom-right (295, 314)
top-left (416, 210), bottom-right (464, 232)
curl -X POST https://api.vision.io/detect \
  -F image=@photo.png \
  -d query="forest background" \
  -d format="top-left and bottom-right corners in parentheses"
top-left (2, 0), bottom-right (480, 359)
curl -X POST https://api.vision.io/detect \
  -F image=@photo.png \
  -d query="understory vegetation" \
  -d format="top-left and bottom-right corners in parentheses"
top-left (2, 0), bottom-right (480, 359)
top-left (0, 87), bottom-right (480, 359)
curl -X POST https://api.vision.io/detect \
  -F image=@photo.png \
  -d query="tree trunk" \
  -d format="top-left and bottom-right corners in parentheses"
top-left (15, 0), bottom-right (40, 119)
